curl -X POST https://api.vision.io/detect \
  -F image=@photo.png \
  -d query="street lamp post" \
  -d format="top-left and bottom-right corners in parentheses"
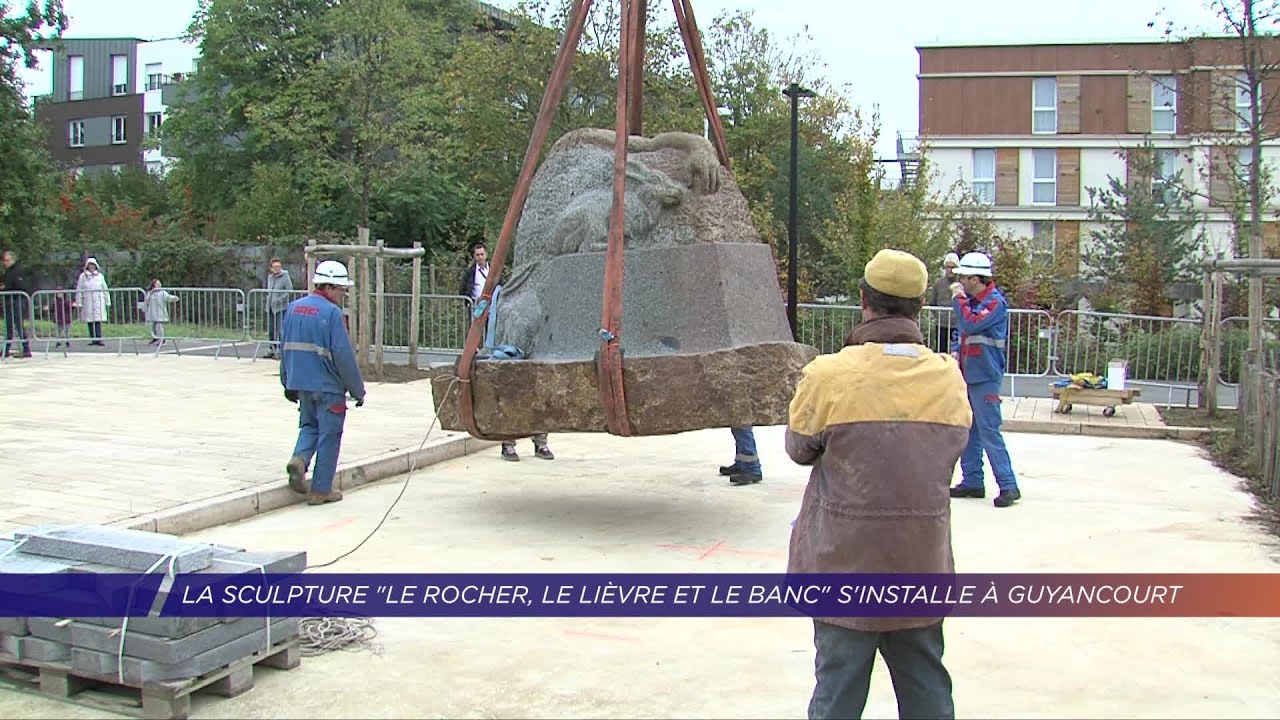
top-left (783, 82), bottom-right (816, 340)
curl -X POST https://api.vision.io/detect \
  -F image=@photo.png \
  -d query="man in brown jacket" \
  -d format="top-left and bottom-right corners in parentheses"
top-left (786, 248), bottom-right (973, 720)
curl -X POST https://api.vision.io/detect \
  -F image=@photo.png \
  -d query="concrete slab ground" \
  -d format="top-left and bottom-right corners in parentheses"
top-left (3, 426), bottom-right (1278, 719)
top-left (0, 355), bottom-right (488, 537)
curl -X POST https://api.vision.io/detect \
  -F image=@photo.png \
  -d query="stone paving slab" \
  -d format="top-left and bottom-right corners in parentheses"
top-left (0, 355), bottom-right (493, 538)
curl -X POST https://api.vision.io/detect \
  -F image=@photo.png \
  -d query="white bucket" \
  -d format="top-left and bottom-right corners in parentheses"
top-left (1107, 359), bottom-right (1127, 391)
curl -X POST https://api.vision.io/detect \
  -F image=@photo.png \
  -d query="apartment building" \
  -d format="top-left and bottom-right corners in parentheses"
top-left (32, 37), bottom-right (200, 176)
top-left (915, 37), bottom-right (1280, 276)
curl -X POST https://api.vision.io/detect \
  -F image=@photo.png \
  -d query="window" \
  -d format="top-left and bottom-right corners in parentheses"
top-left (972, 149), bottom-right (995, 204)
top-left (68, 120), bottom-right (84, 148)
top-left (147, 112), bottom-right (162, 135)
top-left (1032, 149), bottom-right (1057, 204)
top-left (1030, 221), bottom-right (1055, 266)
top-left (68, 55), bottom-right (84, 100)
top-left (145, 63), bottom-right (163, 91)
top-left (112, 116), bottom-right (127, 144)
top-left (1237, 71), bottom-right (1252, 131)
top-left (1238, 146), bottom-right (1254, 186)
top-left (1153, 149), bottom-right (1179, 204)
top-left (111, 55), bottom-right (128, 95)
top-left (1152, 75), bottom-right (1177, 133)
top-left (1033, 77), bottom-right (1057, 133)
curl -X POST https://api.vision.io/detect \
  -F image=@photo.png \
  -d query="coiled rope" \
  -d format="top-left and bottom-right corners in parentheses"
top-left (299, 616), bottom-right (382, 657)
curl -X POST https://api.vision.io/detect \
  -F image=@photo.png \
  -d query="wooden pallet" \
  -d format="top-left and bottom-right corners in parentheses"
top-left (0, 637), bottom-right (301, 719)
top-left (1050, 384), bottom-right (1141, 417)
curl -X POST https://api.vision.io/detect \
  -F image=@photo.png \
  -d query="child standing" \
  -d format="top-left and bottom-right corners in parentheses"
top-left (49, 286), bottom-right (74, 347)
top-left (142, 279), bottom-right (179, 344)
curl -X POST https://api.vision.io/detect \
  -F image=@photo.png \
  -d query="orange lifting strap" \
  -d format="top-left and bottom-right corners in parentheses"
top-left (454, 0), bottom-right (733, 441)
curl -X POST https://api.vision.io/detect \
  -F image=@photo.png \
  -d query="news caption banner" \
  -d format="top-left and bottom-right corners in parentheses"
top-left (1, 574), bottom-right (1278, 619)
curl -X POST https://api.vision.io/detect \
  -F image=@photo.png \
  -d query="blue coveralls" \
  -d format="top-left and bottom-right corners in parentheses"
top-left (952, 284), bottom-right (1019, 493)
top-left (279, 292), bottom-right (366, 494)
top-left (730, 426), bottom-right (762, 477)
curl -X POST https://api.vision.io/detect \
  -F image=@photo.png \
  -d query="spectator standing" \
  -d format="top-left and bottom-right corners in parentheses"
top-left (74, 257), bottom-right (110, 346)
top-left (1, 250), bottom-right (31, 358)
top-left (142, 279), bottom-right (180, 344)
top-left (264, 257), bottom-right (293, 359)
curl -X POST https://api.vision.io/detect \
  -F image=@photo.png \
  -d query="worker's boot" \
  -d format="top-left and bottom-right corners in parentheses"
top-left (949, 484), bottom-right (985, 499)
top-left (534, 444), bottom-right (554, 460)
top-left (729, 471), bottom-right (762, 486)
top-left (501, 445), bottom-right (520, 461)
top-left (307, 489), bottom-right (343, 506)
top-left (286, 456), bottom-right (309, 494)
top-left (718, 464), bottom-right (741, 476)
top-left (993, 489), bottom-right (1021, 508)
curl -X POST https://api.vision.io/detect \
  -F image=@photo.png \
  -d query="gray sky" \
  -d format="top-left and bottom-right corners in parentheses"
top-left (14, 0), bottom-right (1229, 162)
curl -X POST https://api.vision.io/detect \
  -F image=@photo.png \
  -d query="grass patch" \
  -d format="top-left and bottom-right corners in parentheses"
top-left (1156, 406), bottom-right (1238, 430)
top-left (30, 320), bottom-right (247, 341)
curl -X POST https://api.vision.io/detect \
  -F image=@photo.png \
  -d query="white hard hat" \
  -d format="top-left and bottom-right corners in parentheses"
top-left (943, 252), bottom-right (961, 267)
top-left (956, 251), bottom-right (993, 278)
top-left (312, 260), bottom-right (354, 287)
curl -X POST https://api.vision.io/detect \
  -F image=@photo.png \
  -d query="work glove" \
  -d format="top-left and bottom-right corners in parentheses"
top-left (949, 282), bottom-right (965, 298)
top-left (284, 389), bottom-right (299, 403)
top-left (354, 395), bottom-right (365, 408)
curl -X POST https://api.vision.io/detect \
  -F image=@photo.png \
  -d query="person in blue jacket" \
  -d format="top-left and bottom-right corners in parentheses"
top-left (947, 251), bottom-right (1021, 508)
top-left (280, 260), bottom-right (366, 506)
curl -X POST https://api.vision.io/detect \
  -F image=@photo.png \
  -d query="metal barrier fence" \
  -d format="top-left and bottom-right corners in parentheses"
top-left (2, 287), bottom-right (474, 358)
top-left (797, 304), bottom-right (1055, 376)
top-left (4, 285), bottom-right (1274, 396)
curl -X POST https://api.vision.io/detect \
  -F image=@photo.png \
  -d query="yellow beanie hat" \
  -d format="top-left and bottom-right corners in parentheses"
top-left (864, 249), bottom-right (928, 299)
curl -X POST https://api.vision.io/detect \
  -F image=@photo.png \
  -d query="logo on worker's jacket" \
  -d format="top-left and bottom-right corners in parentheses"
top-left (293, 306), bottom-right (320, 316)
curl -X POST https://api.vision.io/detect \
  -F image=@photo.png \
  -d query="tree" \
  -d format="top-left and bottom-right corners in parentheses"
top-left (1084, 144), bottom-right (1206, 316)
top-left (0, 0), bottom-right (66, 258)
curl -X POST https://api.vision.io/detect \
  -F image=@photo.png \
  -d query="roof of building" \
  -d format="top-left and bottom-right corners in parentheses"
top-left (915, 34), bottom-right (1245, 50)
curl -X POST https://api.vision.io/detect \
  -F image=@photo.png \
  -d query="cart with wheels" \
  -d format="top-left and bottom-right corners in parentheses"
top-left (1049, 384), bottom-right (1141, 417)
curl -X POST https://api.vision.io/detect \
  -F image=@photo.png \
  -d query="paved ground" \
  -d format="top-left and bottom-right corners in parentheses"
top-left (0, 354), bottom-right (474, 537)
top-left (2, 423), bottom-right (1279, 719)
top-left (0, 353), bottom-right (1196, 540)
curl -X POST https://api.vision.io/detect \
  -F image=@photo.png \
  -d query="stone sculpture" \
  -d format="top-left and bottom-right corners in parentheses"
top-left (430, 128), bottom-right (818, 437)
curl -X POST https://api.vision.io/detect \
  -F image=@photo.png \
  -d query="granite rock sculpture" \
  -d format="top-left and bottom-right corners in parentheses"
top-left (432, 128), bottom-right (818, 437)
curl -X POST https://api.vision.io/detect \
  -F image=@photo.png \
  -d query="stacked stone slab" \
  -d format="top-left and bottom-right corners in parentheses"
top-left (0, 525), bottom-right (306, 687)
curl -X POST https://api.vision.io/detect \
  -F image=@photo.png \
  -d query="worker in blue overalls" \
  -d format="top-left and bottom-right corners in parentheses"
top-left (280, 260), bottom-right (366, 506)
top-left (947, 251), bottom-right (1021, 508)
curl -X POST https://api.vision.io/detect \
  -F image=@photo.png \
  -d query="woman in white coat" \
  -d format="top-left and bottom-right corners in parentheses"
top-left (74, 257), bottom-right (111, 346)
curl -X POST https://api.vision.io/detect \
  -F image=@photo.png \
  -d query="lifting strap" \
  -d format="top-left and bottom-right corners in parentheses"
top-left (454, 0), bottom-right (733, 440)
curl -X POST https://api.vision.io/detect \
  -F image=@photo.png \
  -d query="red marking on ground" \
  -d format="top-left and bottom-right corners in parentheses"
top-left (658, 541), bottom-right (783, 561)
top-left (697, 539), bottom-right (726, 561)
top-left (321, 517), bottom-right (356, 532)
top-left (563, 629), bottom-right (641, 643)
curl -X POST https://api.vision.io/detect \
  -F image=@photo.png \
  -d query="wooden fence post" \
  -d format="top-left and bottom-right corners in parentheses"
top-left (356, 226), bottom-right (371, 368)
top-left (410, 242), bottom-right (422, 370)
top-left (306, 239), bottom-right (317, 292)
top-left (375, 239), bottom-right (385, 380)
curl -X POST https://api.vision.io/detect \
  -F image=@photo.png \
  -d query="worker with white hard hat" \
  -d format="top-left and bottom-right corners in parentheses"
top-left (926, 252), bottom-right (962, 353)
top-left (947, 250), bottom-right (1022, 508)
top-left (279, 259), bottom-right (366, 506)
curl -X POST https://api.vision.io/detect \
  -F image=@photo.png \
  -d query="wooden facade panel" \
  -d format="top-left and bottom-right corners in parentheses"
top-left (996, 148), bottom-right (1020, 206)
top-left (1210, 70), bottom-right (1239, 131)
top-left (918, 43), bottom-right (1189, 75)
top-left (1054, 221), bottom-right (1081, 275)
top-left (1125, 146), bottom-right (1151, 195)
top-left (1079, 75), bottom-right (1127, 134)
top-left (1058, 75), bottom-right (1081, 133)
top-left (1209, 145), bottom-right (1234, 205)
top-left (920, 77), bottom-right (1031, 135)
top-left (1126, 74), bottom-right (1152, 133)
top-left (1057, 148), bottom-right (1081, 206)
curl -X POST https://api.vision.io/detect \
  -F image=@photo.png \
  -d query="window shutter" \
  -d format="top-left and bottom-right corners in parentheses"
top-left (1211, 71), bottom-right (1238, 131)
top-left (1057, 75), bottom-right (1081, 134)
top-left (996, 148), bottom-right (1019, 206)
top-left (1209, 145), bottom-right (1233, 206)
top-left (1057, 148), bottom-right (1081, 206)
top-left (1054, 220), bottom-right (1080, 275)
top-left (1127, 74), bottom-right (1152, 134)
top-left (1125, 146), bottom-right (1152, 196)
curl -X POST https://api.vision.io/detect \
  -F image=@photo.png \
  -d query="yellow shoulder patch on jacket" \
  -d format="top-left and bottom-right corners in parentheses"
top-left (788, 343), bottom-right (972, 436)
